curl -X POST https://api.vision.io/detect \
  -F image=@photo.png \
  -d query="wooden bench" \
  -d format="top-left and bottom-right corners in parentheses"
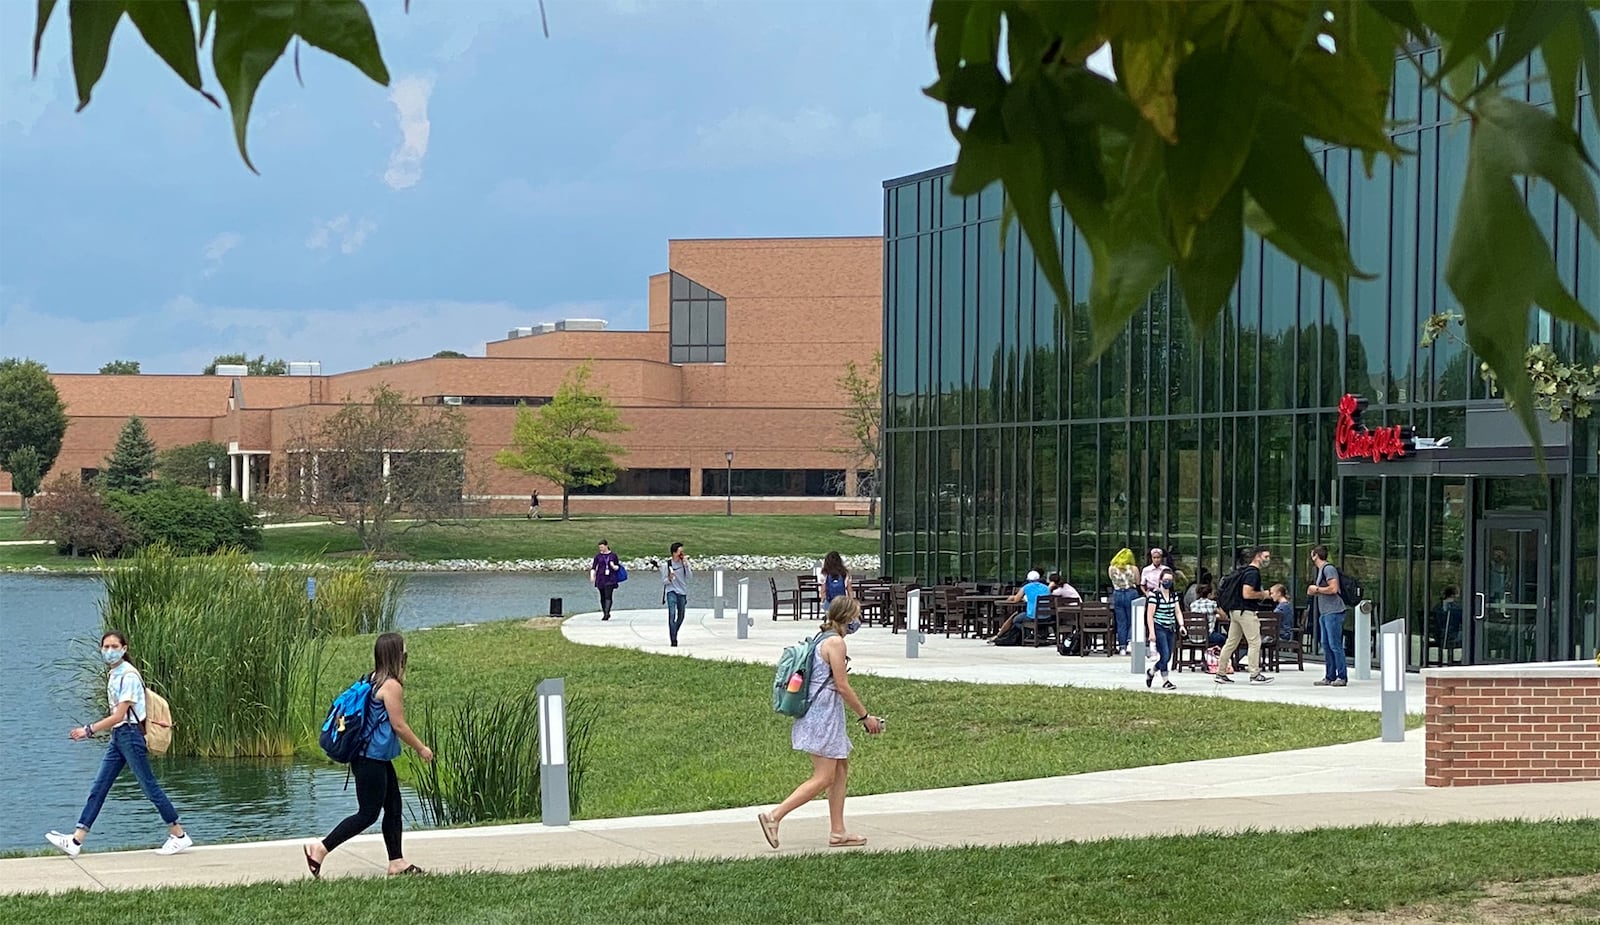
top-left (833, 501), bottom-right (871, 516)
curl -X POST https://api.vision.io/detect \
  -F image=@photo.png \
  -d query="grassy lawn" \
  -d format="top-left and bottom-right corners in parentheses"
top-left (0, 512), bottom-right (25, 542)
top-left (315, 620), bottom-right (1394, 821)
top-left (0, 514), bottom-right (880, 569)
top-left (8, 820), bottom-right (1598, 924)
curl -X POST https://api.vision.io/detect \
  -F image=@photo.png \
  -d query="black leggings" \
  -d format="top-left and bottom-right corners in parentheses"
top-left (322, 756), bottom-right (403, 861)
top-left (598, 585), bottom-right (615, 618)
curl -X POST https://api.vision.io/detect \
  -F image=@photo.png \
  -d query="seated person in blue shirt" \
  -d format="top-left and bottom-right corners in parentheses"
top-left (990, 570), bottom-right (1052, 642)
top-left (1270, 584), bottom-right (1295, 641)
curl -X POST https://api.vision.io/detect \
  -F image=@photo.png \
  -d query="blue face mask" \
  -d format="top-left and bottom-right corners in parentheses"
top-left (845, 620), bottom-right (862, 635)
top-left (101, 648), bottom-right (125, 665)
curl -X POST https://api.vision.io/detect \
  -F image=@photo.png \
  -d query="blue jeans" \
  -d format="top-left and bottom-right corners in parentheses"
top-left (1153, 624), bottom-right (1177, 675)
top-left (666, 591), bottom-right (688, 643)
top-left (1112, 588), bottom-right (1139, 649)
top-left (1320, 611), bottom-right (1349, 682)
top-left (78, 725), bottom-right (180, 831)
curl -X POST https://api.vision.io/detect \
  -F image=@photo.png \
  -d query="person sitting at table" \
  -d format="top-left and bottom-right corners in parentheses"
top-left (1048, 572), bottom-right (1081, 601)
top-left (1189, 584), bottom-right (1226, 647)
top-left (989, 570), bottom-right (1052, 643)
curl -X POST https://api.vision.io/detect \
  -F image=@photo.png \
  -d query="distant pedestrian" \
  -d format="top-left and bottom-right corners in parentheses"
top-left (1144, 568), bottom-right (1183, 691)
top-left (528, 492), bottom-right (541, 520)
top-left (662, 542), bottom-right (691, 646)
top-left (1216, 547), bottom-right (1275, 685)
top-left (590, 539), bottom-right (622, 621)
top-left (46, 631), bottom-right (192, 859)
top-left (821, 550), bottom-right (851, 605)
top-left (758, 597), bottom-right (883, 850)
top-left (1108, 548), bottom-right (1139, 655)
top-left (1307, 545), bottom-right (1348, 687)
top-left (304, 632), bottom-right (434, 878)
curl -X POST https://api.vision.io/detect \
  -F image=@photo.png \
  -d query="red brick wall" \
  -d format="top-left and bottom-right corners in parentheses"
top-left (1424, 667), bottom-right (1600, 787)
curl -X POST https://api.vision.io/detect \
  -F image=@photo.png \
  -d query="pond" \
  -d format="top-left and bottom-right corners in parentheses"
top-left (0, 567), bottom-right (792, 853)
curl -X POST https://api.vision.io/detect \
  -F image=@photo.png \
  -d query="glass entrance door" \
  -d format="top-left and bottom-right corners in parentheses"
top-left (1471, 518), bottom-right (1547, 663)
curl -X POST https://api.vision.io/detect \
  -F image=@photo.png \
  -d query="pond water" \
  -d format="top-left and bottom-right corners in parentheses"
top-left (0, 567), bottom-right (790, 852)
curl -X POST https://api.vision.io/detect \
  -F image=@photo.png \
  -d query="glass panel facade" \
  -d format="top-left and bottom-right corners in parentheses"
top-left (701, 469), bottom-right (846, 497)
top-left (882, 54), bottom-right (1600, 665)
top-left (668, 272), bottom-right (727, 364)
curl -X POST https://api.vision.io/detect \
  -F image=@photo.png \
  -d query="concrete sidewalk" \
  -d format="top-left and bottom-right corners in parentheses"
top-left (560, 608), bottom-right (1426, 713)
top-left (5, 736), bottom-right (1596, 895)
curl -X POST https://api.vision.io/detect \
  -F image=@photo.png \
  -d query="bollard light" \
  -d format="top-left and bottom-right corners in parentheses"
top-left (1380, 618), bottom-right (1406, 742)
top-left (736, 577), bottom-right (751, 639)
top-left (536, 677), bottom-right (571, 826)
top-left (713, 569), bottom-right (725, 620)
top-left (905, 589), bottom-right (925, 659)
top-left (1355, 600), bottom-right (1374, 681)
top-left (306, 577), bottom-right (316, 601)
top-left (1130, 597), bottom-right (1147, 675)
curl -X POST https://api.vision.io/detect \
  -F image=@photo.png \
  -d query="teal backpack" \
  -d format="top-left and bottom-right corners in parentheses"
top-left (772, 633), bottom-right (826, 718)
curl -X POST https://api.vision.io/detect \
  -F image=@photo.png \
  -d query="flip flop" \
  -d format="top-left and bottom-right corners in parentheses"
top-left (757, 813), bottom-right (780, 849)
top-left (302, 844), bottom-right (322, 880)
top-left (390, 864), bottom-right (425, 876)
top-left (828, 833), bottom-right (868, 848)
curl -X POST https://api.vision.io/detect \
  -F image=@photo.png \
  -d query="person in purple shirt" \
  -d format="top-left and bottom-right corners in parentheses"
top-left (589, 539), bottom-right (622, 621)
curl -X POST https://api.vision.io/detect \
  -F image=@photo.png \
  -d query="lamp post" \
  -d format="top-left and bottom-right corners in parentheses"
top-left (724, 449), bottom-right (734, 517)
top-left (208, 456), bottom-right (217, 499)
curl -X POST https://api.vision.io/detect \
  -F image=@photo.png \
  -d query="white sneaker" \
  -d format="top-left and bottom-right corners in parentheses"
top-left (45, 831), bottom-right (81, 858)
top-left (155, 833), bottom-right (193, 856)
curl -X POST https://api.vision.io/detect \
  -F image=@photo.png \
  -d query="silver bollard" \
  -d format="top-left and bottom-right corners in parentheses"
top-left (1130, 597), bottom-right (1147, 675)
top-left (713, 569), bottom-right (725, 620)
top-left (536, 677), bottom-right (570, 826)
top-left (1379, 618), bottom-right (1406, 742)
top-left (1355, 600), bottom-right (1374, 681)
top-left (905, 588), bottom-right (926, 658)
top-left (306, 576), bottom-right (316, 601)
top-left (736, 577), bottom-right (752, 639)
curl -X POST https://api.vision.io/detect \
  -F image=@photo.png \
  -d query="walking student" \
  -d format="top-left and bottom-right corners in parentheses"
top-left (590, 538), bottom-right (622, 621)
top-left (758, 597), bottom-right (884, 850)
top-left (820, 550), bottom-right (851, 605)
top-left (46, 631), bottom-right (192, 858)
top-left (1144, 568), bottom-right (1183, 691)
top-left (527, 491), bottom-right (541, 520)
top-left (1307, 545), bottom-right (1348, 687)
top-left (1108, 547), bottom-right (1140, 655)
top-left (304, 632), bottom-right (434, 878)
top-left (1216, 547), bottom-right (1275, 685)
top-left (662, 542), bottom-right (691, 647)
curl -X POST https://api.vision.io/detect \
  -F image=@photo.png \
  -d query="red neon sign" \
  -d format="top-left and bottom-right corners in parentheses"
top-left (1335, 394), bottom-right (1412, 462)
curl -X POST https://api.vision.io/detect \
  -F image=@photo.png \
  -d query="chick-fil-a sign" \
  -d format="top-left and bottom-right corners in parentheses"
top-left (1335, 394), bottom-right (1411, 462)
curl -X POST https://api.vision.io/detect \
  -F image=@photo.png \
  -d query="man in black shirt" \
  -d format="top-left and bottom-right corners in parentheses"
top-left (1216, 546), bottom-right (1275, 685)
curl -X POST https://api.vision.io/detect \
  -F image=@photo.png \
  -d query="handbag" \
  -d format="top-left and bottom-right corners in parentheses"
top-left (615, 563), bottom-right (629, 583)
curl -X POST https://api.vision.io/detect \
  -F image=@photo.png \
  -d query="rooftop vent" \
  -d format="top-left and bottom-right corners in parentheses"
top-left (214, 364), bottom-right (248, 377)
top-left (554, 318), bottom-right (607, 332)
top-left (287, 361), bottom-right (322, 376)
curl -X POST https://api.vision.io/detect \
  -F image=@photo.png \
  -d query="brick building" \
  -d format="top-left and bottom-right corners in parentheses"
top-left (3, 237), bottom-right (883, 515)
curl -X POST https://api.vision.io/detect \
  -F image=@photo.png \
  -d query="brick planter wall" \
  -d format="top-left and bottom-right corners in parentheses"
top-left (1423, 662), bottom-right (1600, 787)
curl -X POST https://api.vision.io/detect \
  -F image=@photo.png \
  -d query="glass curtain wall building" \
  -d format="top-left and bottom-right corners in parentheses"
top-left (881, 49), bottom-right (1599, 667)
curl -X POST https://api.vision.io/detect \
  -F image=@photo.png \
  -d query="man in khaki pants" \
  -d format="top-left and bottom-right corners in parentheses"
top-left (1216, 546), bottom-right (1275, 685)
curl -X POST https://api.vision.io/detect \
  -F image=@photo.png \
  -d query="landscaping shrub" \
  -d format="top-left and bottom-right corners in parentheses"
top-left (107, 484), bottom-right (262, 554)
top-left (24, 473), bottom-right (138, 557)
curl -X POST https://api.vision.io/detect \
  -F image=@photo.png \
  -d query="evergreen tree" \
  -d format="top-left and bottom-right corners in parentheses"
top-left (104, 416), bottom-right (158, 493)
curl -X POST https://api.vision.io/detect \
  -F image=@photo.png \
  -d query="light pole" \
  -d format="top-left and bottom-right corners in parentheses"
top-left (724, 450), bottom-right (734, 517)
top-left (208, 456), bottom-right (216, 499)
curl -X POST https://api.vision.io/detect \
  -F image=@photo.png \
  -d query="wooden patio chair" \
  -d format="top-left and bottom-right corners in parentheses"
top-left (1077, 603), bottom-right (1116, 656)
top-left (797, 575), bottom-right (823, 619)
top-left (768, 577), bottom-right (801, 621)
top-left (1020, 596), bottom-right (1058, 647)
top-left (1176, 612), bottom-right (1210, 672)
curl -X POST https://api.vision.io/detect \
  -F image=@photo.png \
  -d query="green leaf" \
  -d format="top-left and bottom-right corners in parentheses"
top-left (1088, 126), bottom-right (1172, 353)
top-left (1578, 9), bottom-right (1600, 128)
top-left (1164, 48), bottom-right (1261, 235)
top-left (197, 0), bottom-right (215, 45)
top-left (294, 0), bottom-right (389, 86)
top-left (211, 0), bottom-right (296, 173)
top-left (1279, 37), bottom-right (1400, 161)
top-left (1366, 0), bottom-right (1428, 40)
top-left (68, 0), bottom-right (124, 112)
top-left (1542, 12), bottom-right (1584, 129)
top-left (1431, 0), bottom-right (1515, 90)
top-left (1242, 108), bottom-right (1371, 312)
top-left (1470, 0), bottom-right (1570, 95)
top-left (1477, 92), bottom-right (1600, 237)
top-left (1174, 180), bottom-right (1245, 323)
top-left (33, 0), bottom-right (59, 76)
top-left (124, 0), bottom-right (218, 106)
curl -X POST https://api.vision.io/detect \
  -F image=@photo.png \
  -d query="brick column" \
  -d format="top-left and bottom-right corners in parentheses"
top-left (1423, 663), bottom-right (1600, 787)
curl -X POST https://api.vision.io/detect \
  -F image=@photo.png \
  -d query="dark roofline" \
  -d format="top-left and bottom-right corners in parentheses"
top-left (883, 163), bottom-right (955, 189)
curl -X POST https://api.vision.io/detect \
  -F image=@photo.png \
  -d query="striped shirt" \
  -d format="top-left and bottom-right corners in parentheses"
top-left (1149, 592), bottom-right (1180, 629)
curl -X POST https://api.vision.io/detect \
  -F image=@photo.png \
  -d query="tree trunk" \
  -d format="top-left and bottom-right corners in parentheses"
top-left (561, 486), bottom-right (571, 521)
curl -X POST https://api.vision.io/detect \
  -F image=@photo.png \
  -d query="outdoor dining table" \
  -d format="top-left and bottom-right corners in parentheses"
top-left (956, 594), bottom-right (1016, 638)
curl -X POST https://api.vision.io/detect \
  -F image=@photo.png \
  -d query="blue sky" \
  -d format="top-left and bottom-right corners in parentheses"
top-left (0, 0), bottom-right (954, 374)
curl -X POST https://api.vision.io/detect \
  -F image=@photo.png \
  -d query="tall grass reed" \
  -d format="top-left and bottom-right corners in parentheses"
top-left (406, 691), bottom-right (599, 826)
top-left (91, 546), bottom-right (403, 757)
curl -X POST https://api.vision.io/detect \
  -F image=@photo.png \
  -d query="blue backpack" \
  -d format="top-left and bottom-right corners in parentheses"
top-left (319, 675), bottom-right (375, 763)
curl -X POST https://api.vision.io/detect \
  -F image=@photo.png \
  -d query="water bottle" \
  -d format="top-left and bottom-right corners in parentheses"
top-left (786, 672), bottom-right (804, 694)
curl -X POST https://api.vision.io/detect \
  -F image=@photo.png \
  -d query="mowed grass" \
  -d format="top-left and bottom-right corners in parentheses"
top-left (315, 620), bottom-right (1391, 821)
top-left (0, 514), bottom-right (880, 569)
top-left (0, 512), bottom-right (26, 542)
top-left (9, 820), bottom-right (1599, 924)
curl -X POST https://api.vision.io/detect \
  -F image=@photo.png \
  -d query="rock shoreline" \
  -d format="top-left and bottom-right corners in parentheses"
top-left (4, 554), bottom-right (882, 576)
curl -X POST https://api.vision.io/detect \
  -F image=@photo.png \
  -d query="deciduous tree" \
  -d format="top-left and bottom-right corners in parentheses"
top-left (156, 440), bottom-right (230, 490)
top-left (98, 359), bottom-right (141, 375)
top-left (24, 474), bottom-right (137, 558)
top-left (0, 358), bottom-right (68, 486)
top-left (835, 352), bottom-right (883, 527)
top-left (495, 363), bottom-right (629, 521)
top-left (6, 446), bottom-right (44, 516)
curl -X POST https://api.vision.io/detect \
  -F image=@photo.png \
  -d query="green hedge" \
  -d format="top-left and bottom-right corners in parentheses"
top-left (107, 485), bottom-right (262, 554)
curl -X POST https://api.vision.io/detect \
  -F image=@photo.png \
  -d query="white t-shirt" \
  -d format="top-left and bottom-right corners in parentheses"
top-left (107, 661), bottom-right (147, 727)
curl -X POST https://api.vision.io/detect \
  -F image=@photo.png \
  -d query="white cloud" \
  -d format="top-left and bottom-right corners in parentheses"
top-left (690, 105), bottom-right (887, 167)
top-left (384, 75), bottom-right (433, 190)
top-left (306, 215), bottom-right (377, 255)
top-left (200, 232), bottom-right (241, 277)
top-left (0, 296), bottom-right (647, 375)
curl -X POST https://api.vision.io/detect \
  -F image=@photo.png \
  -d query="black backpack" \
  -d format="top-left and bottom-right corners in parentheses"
top-left (1336, 566), bottom-right (1364, 607)
top-left (1217, 568), bottom-right (1247, 612)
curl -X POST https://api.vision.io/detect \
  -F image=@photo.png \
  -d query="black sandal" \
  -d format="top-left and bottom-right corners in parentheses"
top-left (391, 864), bottom-right (425, 875)
top-left (303, 845), bottom-right (322, 880)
